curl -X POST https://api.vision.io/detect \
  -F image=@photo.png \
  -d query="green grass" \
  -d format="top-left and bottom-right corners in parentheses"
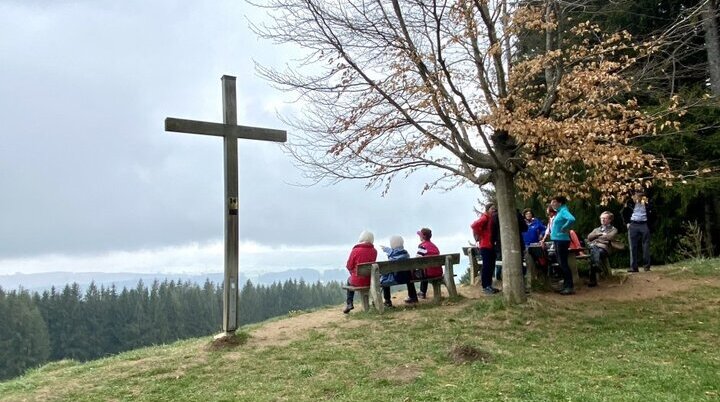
top-left (2, 260), bottom-right (719, 401)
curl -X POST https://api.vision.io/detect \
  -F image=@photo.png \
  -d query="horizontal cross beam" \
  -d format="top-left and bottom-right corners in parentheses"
top-left (165, 117), bottom-right (287, 143)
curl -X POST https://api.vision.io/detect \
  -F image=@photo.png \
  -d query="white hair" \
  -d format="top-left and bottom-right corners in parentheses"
top-left (389, 235), bottom-right (404, 249)
top-left (357, 230), bottom-right (374, 244)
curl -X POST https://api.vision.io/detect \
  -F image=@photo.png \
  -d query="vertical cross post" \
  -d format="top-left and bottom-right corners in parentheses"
top-left (222, 76), bottom-right (239, 333)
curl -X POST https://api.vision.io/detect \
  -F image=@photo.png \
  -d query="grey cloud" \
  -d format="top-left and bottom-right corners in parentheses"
top-left (0, 1), bottom-right (481, 261)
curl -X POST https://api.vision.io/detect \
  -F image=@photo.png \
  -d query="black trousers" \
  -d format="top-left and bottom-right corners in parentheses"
top-left (345, 279), bottom-right (354, 305)
top-left (554, 240), bottom-right (573, 289)
top-left (479, 247), bottom-right (496, 288)
top-left (629, 222), bottom-right (651, 270)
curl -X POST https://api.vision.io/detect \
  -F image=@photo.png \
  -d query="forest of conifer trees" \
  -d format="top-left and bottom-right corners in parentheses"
top-left (0, 278), bottom-right (343, 381)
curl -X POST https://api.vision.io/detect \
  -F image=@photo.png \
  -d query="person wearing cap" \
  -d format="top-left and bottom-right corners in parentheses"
top-left (404, 227), bottom-right (441, 303)
top-left (471, 203), bottom-right (500, 295)
top-left (343, 230), bottom-right (377, 314)
top-left (621, 189), bottom-right (654, 272)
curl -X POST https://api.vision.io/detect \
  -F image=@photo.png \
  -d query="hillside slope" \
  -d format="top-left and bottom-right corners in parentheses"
top-left (1, 261), bottom-right (719, 402)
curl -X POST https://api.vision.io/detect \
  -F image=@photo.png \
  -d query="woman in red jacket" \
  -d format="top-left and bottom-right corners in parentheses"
top-left (471, 203), bottom-right (500, 295)
top-left (344, 230), bottom-right (377, 314)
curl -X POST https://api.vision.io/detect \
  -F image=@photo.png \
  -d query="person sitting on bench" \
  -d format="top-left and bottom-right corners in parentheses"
top-left (405, 227), bottom-right (441, 303)
top-left (379, 235), bottom-right (411, 308)
top-left (343, 230), bottom-right (377, 314)
top-left (586, 211), bottom-right (618, 287)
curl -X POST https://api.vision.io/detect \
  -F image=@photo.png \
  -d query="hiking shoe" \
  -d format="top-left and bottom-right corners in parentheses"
top-left (491, 287), bottom-right (501, 293)
top-left (417, 292), bottom-right (427, 299)
top-left (383, 301), bottom-right (394, 308)
top-left (588, 282), bottom-right (598, 288)
top-left (627, 268), bottom-right (639, 273)
top-left (404, 297), bottom-right (419, 304)
top-left (644, 266), bottom-right (651, 272)
top-left (559, 288), bottom-right (575, 295)
top-left (342, 304), bottom-right (354, 314)
top-left (482, 287), bottom-right (496, 295)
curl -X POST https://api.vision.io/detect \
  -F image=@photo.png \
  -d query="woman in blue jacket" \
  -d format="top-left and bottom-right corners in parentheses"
top-left (550, 196), bottom-right (576, 295)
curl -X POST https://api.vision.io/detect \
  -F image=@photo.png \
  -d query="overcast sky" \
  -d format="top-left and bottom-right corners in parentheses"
top-left (0, 0), bottom-right (481, 276)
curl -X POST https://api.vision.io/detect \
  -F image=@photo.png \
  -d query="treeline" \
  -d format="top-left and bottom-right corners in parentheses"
top-left (0, 278), bottom-right (343, 381)
top-left (519, 0), bottom-right (720, 263)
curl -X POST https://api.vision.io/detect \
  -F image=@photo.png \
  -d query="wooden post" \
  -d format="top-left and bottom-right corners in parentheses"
top-left (463, 247), bottom-right (481, 286)
top-left (222, 76), bottom-right (239, 333)
top-left (568, 253), bottom-right (581, 288)
top-left (444, 255), bottom-right (458, 297)
top-left (370, 263), bottom-right (383, 314)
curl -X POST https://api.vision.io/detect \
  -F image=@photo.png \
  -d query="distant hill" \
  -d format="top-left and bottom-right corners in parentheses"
top-left (0, 268), bottom-right (347, 293)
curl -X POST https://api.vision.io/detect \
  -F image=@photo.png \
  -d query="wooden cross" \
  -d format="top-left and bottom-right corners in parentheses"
top-left (165, 75), bottom-right (286, 337)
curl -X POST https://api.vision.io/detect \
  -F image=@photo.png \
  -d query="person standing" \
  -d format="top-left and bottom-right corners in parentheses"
top-left (522, 209), bottom-right (547, 248)
top-left (550, 196), bottom-right (576, 295)
top-left (343, 230), bottom-right (377, 314)
top-left (622, 190), bottom-right (654, 272)
top-left (586, 212), bottom-right (618, 287)
top-left (471, 203), bottom-right (500, 295)
top-left (539, 205), bottom-right (557, 245)
top-left (405, 228), bottom-right (440, 303)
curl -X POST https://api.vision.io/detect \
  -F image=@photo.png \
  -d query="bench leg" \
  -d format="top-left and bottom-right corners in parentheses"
top-left (432, 281), bottom-right (442, 304)
top-left (444, 257), bottom-right (458, 297)
top-left (369, 264), bottom-right (384, 313)
top-left (360, 291), bottom-right (370, 312)
top-left (569, 253), bottom-right (581, 288)
top-left (468, 249), bottom-right (480, 286)
top-left (600, 255), bottom-right (612, 278)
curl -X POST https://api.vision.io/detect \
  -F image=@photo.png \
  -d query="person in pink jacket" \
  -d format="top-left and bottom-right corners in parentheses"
top-left (343, 230), bottom-right (377, 314)
top-left (405, 228), bottom-right (441, 303)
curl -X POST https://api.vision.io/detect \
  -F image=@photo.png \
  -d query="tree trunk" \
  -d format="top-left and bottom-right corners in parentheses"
top-left (494, 169), bottom-right (526, 304)
top-left (703, 0), bottom-right (720, 96)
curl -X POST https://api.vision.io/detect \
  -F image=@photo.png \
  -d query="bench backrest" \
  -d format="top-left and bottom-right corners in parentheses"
top-left (356, 253), bottom-right (460, 276)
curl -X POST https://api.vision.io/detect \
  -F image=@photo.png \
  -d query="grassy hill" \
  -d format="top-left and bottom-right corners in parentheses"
top-left (1, 260), bottom-right (719, 401)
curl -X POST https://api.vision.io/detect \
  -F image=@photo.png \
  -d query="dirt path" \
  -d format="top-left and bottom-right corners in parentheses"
top-left (244, 269), bottom-right (720, 349)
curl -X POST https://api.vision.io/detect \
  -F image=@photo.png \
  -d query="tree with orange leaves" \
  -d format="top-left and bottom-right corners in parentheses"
top-left (250, 0), bottom-right (676, 304)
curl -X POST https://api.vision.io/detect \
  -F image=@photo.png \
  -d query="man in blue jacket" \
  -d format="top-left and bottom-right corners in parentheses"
top-left (550, 196), bottom-right (576, 295)
top-left (522, 208), bottom-right (547, 247)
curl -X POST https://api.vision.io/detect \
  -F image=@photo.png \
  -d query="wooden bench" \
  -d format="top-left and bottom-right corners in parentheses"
top-left (527, 246), bottom-right (588, 290)
top-left (344, 253), bottom-right (460, 313)
top-left (463, 246), bottom-right (588, 291)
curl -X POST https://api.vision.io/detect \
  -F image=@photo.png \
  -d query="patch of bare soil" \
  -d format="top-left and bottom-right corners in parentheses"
top-left (207, 332), bottom-right (248, 351)
top-left (245, 309), bottom-right (366, 349)
top-left (449, 344), bottom-right (492, 364)
top-left (235, 268), bottom-right (718, 351)
top-left (532, 270), bottom-right (720, 303)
